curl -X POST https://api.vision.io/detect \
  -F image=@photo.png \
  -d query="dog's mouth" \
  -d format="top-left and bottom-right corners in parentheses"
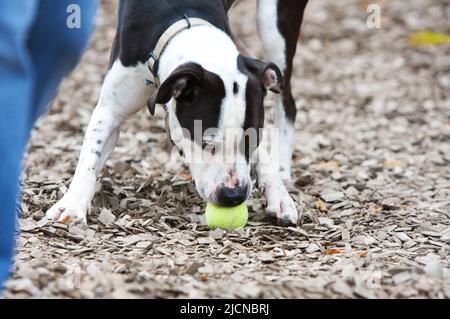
top-left (193, 179), bottom-right (252, 207)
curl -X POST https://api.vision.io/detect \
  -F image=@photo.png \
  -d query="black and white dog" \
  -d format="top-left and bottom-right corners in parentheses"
top-left (46, 0), bottom-right (309, 225)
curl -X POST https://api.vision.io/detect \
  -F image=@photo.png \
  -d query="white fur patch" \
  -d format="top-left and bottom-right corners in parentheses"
top-left (257, 0), bottom-right (286, 71)
top-left (158, 26), bottom-right (243, 86)
top-left (159, 25), bottom-right (249, 130)
top-left (275, 110), bottom-right (294, 181)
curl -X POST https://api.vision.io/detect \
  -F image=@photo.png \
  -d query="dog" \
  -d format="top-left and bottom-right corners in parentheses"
top-left (46, 0), bottom-right (309, 225)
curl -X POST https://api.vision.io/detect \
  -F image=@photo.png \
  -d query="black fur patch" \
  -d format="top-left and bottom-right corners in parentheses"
top-left (112, 0), bottom-right (233, 67)
top-left (233, 82), bottom-right (239, 94)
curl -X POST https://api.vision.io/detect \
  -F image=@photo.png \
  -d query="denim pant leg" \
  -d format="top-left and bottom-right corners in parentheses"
top-left (28, 0), bottom-right (98, 124)
top-left (0, 0), bottom-right (37, 288)
top-left (0, 0), bottom-right (97, 289)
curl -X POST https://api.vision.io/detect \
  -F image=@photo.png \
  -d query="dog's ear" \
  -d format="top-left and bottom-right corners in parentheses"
top-left (147, 63), bottom-right (204, 115)
top-left (239, 55), bottom-right (283, 94)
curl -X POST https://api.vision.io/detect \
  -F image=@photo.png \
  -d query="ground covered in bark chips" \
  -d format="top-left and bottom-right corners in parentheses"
top-left (3, 0), bottom-right (450, 298)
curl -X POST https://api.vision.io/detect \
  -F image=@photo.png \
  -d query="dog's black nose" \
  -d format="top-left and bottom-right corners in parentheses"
top-left (217, 185), bottom-right (249, 207)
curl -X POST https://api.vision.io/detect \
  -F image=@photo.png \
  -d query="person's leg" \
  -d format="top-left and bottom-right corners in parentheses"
top-left (28, 0), bottom-right (98, 124)
top-left (0, 0), bottom-right (97, 289)
top-left (0, 0), bottom-right (37, 287)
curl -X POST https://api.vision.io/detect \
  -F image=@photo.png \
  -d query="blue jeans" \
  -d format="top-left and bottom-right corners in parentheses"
top-left (0, 0), bottom-right (97, 288)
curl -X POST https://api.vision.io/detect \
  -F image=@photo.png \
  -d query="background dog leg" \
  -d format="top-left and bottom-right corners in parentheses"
top-left (46, 61), bottom-right (152, 223)
top-left (257, 0), bottom-right (308, 182)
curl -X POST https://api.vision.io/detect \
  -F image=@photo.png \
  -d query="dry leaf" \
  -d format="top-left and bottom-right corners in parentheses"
top-left (383, 159), bottom-right (406, 168)
top-left (314, 199), bottom-right (328, 212)
top-left (311, 160), bottom-right (340, 171)
top-left (410, 30), bottom-right (450, 46)
top-left (326, 248), bottom-right (345, 255)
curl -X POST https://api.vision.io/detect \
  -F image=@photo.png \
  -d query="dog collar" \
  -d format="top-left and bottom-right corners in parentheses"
top-left (148, 15), bottom-right (213, 87)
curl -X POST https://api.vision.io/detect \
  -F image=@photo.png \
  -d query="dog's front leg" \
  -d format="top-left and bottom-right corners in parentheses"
top-left (46, 61), bottom-right (152, 223)
top-left (256, 147), bottom-right (298, 225)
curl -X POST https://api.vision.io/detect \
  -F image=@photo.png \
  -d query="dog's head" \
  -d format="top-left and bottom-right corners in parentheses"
top-left (148, 55), bottom-right (283, 207)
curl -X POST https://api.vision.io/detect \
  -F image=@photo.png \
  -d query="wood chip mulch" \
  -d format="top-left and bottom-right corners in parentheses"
top-left (3, 0), bottom-right (450, 298)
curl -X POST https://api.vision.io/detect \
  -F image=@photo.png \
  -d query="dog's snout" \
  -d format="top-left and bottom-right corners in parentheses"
top-left (217, 185), bottom-right (249, 207)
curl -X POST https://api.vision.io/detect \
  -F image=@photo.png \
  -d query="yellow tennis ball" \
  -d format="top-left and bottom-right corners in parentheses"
top-left (205, 202), bottom-right (248, 231)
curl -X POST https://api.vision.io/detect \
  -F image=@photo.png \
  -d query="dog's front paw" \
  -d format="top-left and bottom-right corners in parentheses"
top-left (260, 181), bottom-right (298, 225)
top-left (46, 194), bottom-right (90, 224)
